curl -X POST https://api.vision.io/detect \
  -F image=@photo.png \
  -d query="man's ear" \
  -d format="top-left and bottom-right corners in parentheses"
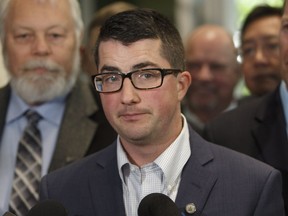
top-left (177, 71), bottom-right (192, 101)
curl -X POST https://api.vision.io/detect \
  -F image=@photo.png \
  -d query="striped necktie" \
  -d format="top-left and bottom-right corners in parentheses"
top-left (9, 110), bottom-right (42, 216)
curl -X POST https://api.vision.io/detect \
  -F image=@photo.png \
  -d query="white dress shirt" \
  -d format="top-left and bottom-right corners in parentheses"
top-left (117, 115), bottom-right (191, 216)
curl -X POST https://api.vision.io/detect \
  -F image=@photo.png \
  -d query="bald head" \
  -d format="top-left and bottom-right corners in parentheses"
top-left (184, 24), bottom-right (240, 123)
top-left (186, 25), bottom-right (237, 65)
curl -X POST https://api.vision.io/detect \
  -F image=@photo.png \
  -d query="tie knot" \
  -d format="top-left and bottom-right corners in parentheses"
top-left (25, 110), bottom-right (42, 125)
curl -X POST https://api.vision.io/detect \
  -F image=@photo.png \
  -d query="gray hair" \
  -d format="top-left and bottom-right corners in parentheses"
top-left (0, 0), bottom-right (84, 43)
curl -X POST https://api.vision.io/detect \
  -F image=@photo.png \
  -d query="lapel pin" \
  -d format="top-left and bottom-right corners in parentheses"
top-left (185, 203), bottom-right (196, 214)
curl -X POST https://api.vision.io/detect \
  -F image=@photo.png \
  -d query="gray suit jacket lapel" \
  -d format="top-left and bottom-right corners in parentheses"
top-left (49, 79), bottom-right (99, 171)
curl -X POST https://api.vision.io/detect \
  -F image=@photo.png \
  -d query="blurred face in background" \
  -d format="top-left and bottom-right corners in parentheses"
top-left (241, 16), bottom-right (281, 96)
top-left (3, 0), bottom-right (81, 105)
top-left (185, 25), bottom-right (239, 119)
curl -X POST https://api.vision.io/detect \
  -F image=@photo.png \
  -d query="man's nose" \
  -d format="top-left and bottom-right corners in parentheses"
top-left (198, 65), bottom-right (213, 81)
top-left (120, 78), bottom-right (140, 104)
top-left (32, 35), bottom-right (52, 56)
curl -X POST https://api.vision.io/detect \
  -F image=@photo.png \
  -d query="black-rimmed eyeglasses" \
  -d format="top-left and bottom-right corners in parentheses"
top-left (91, 68), bottom-right (182, 93)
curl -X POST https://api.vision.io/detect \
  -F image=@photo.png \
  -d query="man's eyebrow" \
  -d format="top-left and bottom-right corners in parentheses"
top-left (131, 62), bottom-right (159, 70)
top-left (100, 65), bottom-right (120, 72)
top-left (100, 62), bottom-right (161, 73)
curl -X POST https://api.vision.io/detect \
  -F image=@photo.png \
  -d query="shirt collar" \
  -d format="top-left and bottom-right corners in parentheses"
top-left (154, 115), bottom-right (190, 188)
top-left (117, 114), bottom-right (191, 187)
top-left (6, 88), bottom-right (67, 125)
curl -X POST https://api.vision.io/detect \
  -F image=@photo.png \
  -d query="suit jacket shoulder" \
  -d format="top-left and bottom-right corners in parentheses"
top-left (41, 142), bottom-right (126, 216)
top-left (204, 88), bottom-right (287, 162)
top-left (204, 88), bottom-right (288, 213)
top-left (40, 129), bottom-right (285, 216)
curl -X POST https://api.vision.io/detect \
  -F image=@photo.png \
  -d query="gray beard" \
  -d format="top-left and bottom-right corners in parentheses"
top-left (9, 52), bottom-right (80, 105)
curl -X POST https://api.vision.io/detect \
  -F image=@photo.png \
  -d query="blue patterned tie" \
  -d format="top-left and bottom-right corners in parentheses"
top-left (9, 110), bottom-right (42, 216)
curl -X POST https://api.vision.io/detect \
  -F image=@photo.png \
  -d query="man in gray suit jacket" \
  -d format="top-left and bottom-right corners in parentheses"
top-left (40, 8), bottom-right (285, 216)
top-left (0, 0), bottom-right (116, 215)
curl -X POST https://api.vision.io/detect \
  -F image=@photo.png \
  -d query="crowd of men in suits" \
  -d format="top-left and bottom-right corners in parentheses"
top-left (0, 0), bottom-right (287, 215)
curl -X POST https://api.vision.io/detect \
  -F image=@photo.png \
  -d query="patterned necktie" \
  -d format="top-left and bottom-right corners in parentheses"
top-left (9, 110), bottom-right (42, 216)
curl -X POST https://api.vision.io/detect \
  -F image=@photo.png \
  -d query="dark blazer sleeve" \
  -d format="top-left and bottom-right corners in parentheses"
top-left (203, 98), bottom-right (262, 158)
top-left (254, 169), bottom-right (284, 215)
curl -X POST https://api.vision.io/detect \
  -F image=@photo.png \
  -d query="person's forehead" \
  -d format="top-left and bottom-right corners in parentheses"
top-left (98, 39), bottom-right (171, 70)
top-left (6, 0), bottom-right (73, 25)
top-left (188, 30), bottom-right (233, 51)
top-left (187, 39), bottom-right (234, 61)
top-left (243, 16), bottom-right (281, 39)
top-left (99, 39), bottom-right (162, 55)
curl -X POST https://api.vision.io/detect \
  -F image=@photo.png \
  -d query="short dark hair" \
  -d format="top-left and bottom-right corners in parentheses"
top-left (241, 5), bottom-right (282, 41)
top-left (94, 8), bottom-right (185, 70)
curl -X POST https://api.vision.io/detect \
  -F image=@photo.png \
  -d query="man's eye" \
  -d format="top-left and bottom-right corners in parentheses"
top-left (103, 75), bottom-right (121, 83)
top-left (48, 33), bottom-right (64, 40)
top-left (210, 63), bottom-right (226, 71)
top-left (265, 43), bottom-right (279, 51)
top-left (138, 71), bottom-right (160, 80)
top-left (139, 72), bottom-right (154, 79)
top-left (241, 47), bottom-right (254, 57)
top-left (15, 34), bottom-right (32, 41)
top-left (17, 34), bottom-right (28, 38)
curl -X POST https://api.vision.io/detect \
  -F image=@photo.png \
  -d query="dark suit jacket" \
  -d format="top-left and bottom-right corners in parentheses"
top-left (40, 127), bottom-right (285, 216)
top-left (0, 78), bottom-right (117, 172)
top-left (204, 86), bottom-right (288, 213)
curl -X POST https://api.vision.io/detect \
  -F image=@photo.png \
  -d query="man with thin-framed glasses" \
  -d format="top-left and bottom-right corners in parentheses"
top-left (240, 5), bottom-right (282, 97)
top-left (40, 8), bottom-right (285, 216)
